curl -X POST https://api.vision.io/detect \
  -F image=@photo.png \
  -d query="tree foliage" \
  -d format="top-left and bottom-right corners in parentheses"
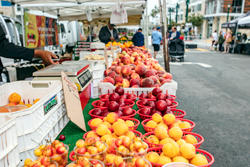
top-left (150, 6), bottom-right (160, 17)
top-left (188, 14), bottom-right (204, 27)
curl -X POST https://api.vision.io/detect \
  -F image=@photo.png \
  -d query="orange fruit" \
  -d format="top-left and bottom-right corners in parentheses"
top-left (158, 155), bottom-right (172, 164)
top-left (154, 124), bottom-right (168, 140)
top-left (8, 92), bottom-right (21, 104)
top-left (190, 154), bottom-right (209, 166)
top-left (146, 152), bottom-right (159, 163)
top-left (162, 142), bottom-right (179, 158)
top-left (90, 118), bottom-right (103, 127)
top-left (183, 134), bottom-right (198, 145)
top-left (172, 156), bottom-right (189, 163)
top-left (168, 127), bottom-right (183, 141)
top-left (152, 113), bottom-right (162, 123)
top-left (113, 122), bottom-right (128, 136)
top-left (180, 143), bottom-right (196, 159)
top-left (163, 113), bottom-right (176, 125)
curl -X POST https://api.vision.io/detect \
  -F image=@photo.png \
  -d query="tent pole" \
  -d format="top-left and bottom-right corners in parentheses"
top-left (159, 0), bottom-right (170, 72)
top-left (145, 0), bottom-right (149, 48)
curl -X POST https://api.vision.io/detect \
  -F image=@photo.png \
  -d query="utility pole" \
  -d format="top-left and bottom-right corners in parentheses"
top-left (176, 3), bottom-right (179, 24)
top-left (159, 0), bottom-right (170, 72)
top-left (169, 8), bottom-right (172, 27)
top-left (185, 0), bottom-right (190, 40)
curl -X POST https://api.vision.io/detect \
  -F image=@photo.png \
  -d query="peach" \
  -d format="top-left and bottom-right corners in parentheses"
top-left (130, 79), bottom-right (140, 87)
top-left (115, 66), bottom-right (122, 74)
top-left (108, 71), bottom-right (116, 78)
top-left (121, 65), bottom-right (132, 76)
top-left (141, 77), bottom-right (154, 87)
top-left (115, 75), bottom-right (123, 84)
top-left (103, 77), bottom-right (115, 85)
top-left (135, 65), bottom-right (146, 76)
top-left (131, 73), bottom-right (140, 80)
top-left (122, 79), bottom-right (130, 88)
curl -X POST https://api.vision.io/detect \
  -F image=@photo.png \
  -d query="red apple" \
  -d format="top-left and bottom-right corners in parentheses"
top-left (139, 108), bottom-right (151, 115)
top-left (115, 86), bottom-right (125, 95)
top-left (146, 101), bottom-right (155, 109)
top-left (140, 99), bottom-right (148, 105)
top-left (109, 93), bottom-right (120, 102)
top-left (122, 107), bottom-right (133, 116)
top-left (155, 100), bottom-right (167, 111)
top-left (115, 110), bottom-right (123, 117)
top-left (157, 93), bottom-right (167, 100)
top-left (152, 87), bottom-right (162, 96)
top-left (101, 94), bottom-right (110, 99)
top-left (59, 135), bottom-right (65, 141)
top-left (108, 101), bottom-right (119, 112)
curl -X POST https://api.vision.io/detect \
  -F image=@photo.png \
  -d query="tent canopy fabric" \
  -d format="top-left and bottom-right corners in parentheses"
top-left (222, 11), bottom-right (250, 29)
top-left (10, 0), bottom-right (145, 24)
top-left (238, 16), bottom-right (250, 28)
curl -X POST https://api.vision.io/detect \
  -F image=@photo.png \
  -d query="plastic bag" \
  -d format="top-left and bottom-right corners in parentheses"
top-left (110, 1), bottom-right (128, 24)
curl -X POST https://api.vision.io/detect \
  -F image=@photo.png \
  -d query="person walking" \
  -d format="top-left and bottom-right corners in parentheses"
top-left (132, 28), bottom-right (144, 47)
top-left (224, 30), bottom-right (232, 53)
top-left (211, 30), bottom-right (218, 50)
top-left (151, 27), bottom-right (162, 59)
top-left (218, 31), bottom-right (225, 52)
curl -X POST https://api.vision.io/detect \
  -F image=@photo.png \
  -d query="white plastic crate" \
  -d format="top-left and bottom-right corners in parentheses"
top-left (99, 80), bottom-right (178, 96)
top-left (0, 81), bottom-right (65, 153)
top-left (0, 116), bottom-right (19, 167)
top-left (18, 113), bottom-right (69, 166)
top-left (91, 83), bottom-right (100, 99)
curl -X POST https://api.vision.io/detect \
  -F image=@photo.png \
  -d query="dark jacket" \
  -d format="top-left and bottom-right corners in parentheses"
top-left (98, 26), bottom-right (119, 44)
top-left (218, 34), bottom-right (225, 44)
top-left (168, 31), bottom-right (181, 40)
top-left (0, 25), bottom-right (34, 78)
top-left (132, 32), bottom-right (144, 47)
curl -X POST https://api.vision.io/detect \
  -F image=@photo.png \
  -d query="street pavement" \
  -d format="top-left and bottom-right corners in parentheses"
top-left (155, 49), bottom-right (250, 167)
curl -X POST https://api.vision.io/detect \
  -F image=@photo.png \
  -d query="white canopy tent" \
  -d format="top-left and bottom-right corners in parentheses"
top-left (9, 0), bottom-right (146, 22)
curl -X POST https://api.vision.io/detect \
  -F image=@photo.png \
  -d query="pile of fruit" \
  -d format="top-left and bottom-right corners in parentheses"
top-left (0, 92), bottom-right (39, 113)
top-left (67, 158), bottom-right (104, 167)
top-left (105, 41), bottom-right (133, 49)
top-left (142, 113), bottom-right (203, 148)
top-left (102, 47), bottom-right (172, 88)
top-left (88, 112), bottom-right (139, 131)
top-left (90, 87), bottom-right (137, 118)
top-left (25, 140), bottom-right (68, 167)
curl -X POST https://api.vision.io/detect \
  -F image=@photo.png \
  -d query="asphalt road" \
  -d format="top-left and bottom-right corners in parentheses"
top-left (156, 50), bottom-right (250, 167)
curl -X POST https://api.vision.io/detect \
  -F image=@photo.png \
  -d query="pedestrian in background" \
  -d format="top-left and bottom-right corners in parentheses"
top-left (132, 28), bottom-right (144, 47)
top-left (218, 31), bottom-right (225, 52)
top-left (211, 30), bottom-right (218, 50)
top-left (224, 30), bottom-right (232, 53)
top-left (151, 27), bottom-right (162, 59)
top-left (168, 26), bottom-right (180, 41)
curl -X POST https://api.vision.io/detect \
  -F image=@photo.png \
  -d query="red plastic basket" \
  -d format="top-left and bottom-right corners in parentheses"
top-left (137, 108), bottom-right (152, 120)
top-left (147, 147), bottom-right (164, 167)
top-left (69, 151), bottom-right (76, 161)
top-left (123, 118), bottom-right (140, 130)
top-left (100, 93), bottom-right (137, 101)
top-left (139, 96), bottom-right (156, 101)
top-left (141, 119), bottom-right (156, 132)
top-left (147, 147), bottom-right (214, 167)
top-left (89, 109), bottom-right (105, 119)
top-left (123, 99), bottom-right (135, 108)
top-left (171, 109), bottom-right (186, 119)
top-left (196, 149), bottom-right (215, 167)
top-left (88, 109), bottom-right (137, 119)
top-left (178, 118), bottom-right (196, 132)
top-left (142, 132), bottom-right (162, 148)
top-left (136, 100), bottom-right (152, 109)
top-left (170, 101), bottom-right (178, 109)
top-left (92, 100), bottom-right (108, 109)
top-left (83, 130), bottom-right (142, 139)
top-left (183, 131), bottom-right (204, 149)
top-left (88, 118), bottom-right (139, 131)
top-left (143, 131), bottom-right (204, 149)
top-left (167, 95), bottom-right (176, 102)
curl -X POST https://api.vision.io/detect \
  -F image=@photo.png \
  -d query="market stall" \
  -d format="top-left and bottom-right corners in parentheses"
top-left (0, 1), bottom-right (214, 167)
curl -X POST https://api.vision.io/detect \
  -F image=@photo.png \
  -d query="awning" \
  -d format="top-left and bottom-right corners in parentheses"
top-left (238, 16), bottom-right (250, 28)
top-left (9, 0), bottom-right (145, 24)
top-left (221, 11), bottom-right (250, 29)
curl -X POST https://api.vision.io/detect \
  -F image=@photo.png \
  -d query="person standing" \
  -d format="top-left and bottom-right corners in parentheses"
top-left (168, 26), bottom-right (180, 41)
top-left (0, 25), bottom-right (57, 82)
top-left (132, 28), bottom-right (144, 47)
top-left (224, 30), bottom-right (232, 53)
top-left (218, 31), bottom-right (225, 52)
top-left (99, 21), bottom-right (119, 44)
top-left (151, 27), bottom-right (162, 59)
top-left (211, 30), bottom-right (218, 50)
